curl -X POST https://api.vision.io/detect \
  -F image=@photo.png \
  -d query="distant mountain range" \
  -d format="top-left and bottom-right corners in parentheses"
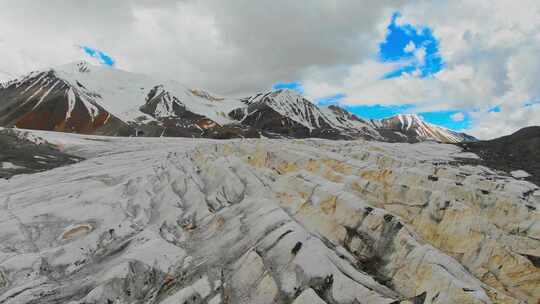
top-left (0, 61), bottom-right (475, 143)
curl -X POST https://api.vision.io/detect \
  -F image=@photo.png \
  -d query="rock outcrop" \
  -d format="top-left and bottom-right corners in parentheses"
top-left (457, 126), bottom-right (540, 185)
top-left (0, 128), bottom-right (82, 179)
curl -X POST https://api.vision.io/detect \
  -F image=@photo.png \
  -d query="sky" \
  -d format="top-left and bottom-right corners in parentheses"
top-left (0, 0), bottom-right (539, 139)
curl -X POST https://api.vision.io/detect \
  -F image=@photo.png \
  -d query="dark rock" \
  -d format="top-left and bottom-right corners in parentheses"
top-left (291, 241), bottom-right (302, 255)
top-left (0, 128), bottom-right (83, 179)
top-left (455, 126), bottom-right (540, 186)
top-left (428, 175), bottom-right (439, 181)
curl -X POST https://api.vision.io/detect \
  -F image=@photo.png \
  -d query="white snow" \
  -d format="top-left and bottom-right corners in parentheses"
top-left (208, 294), bottom-right (222, 304)
top-left (378, 113), bottom-right (467, 143)
top-left (23, 86), bottom-right (44, 105)
top-left (65, 87), bottom-right (77, 120)
top-left (52, 61), bottom-right (245, 125)
top-left (319, 105), bottom-right (381, 139)
top-left (245, 89), bottom-right (332, 130)
top-left (1, 162), bottom-right (24, 170)
top-left (452, 151), bottom-right (480, 159)
top-left (511, 170), bottom-right (530, 179)
top-left (161, 276), bottom-right (212, 304)
top-left (0, 72), bottom-right (15, 85)
top-left (78, 92), bottom-right (100, 121)
top-left (10, 129), bottom-right (48, 145)
top-left (21, 72), bottom-right (47, 94)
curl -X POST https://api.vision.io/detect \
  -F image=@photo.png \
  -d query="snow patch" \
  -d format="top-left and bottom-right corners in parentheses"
top-left (511, 170), bottom-right (530, 179)
top-left (1, 162), bottom-right (25, 170)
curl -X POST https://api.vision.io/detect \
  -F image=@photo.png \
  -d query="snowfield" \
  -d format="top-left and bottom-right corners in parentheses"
top-left (0, 130), bottom-right (539, 303)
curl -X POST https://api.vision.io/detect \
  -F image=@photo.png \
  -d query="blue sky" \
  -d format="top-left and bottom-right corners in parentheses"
top-left (489, 105), bottom-right (502, 113)
top-left (380, 12), bottom-right (444, 79)
top-left (272, 82), bottom-right (304, 94)
top-left (81, 46), bottom-right (116, 66)
top-left (271, 12), bottom-right (470, 131)
top-left (342, 104), bottom-right (414, 119)
top-left (341, 105), bottom-right (470, 129)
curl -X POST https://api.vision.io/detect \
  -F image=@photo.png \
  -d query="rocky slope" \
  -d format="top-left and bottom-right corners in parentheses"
top-left (228, 90), bottom-right (382, 140)
top-left (0, 62), bottom-right (473, 143)
top-left (0, 128), bottom-right (82, 179)
top-left (457, 126), bottom-right (540, 185)
top-left (0, 64), bottom-right (133, 136)
top-left (0, 129), bottom-right (538, 304)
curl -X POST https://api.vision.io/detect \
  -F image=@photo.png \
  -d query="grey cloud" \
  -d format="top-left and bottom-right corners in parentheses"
top-left (0, 0), bottom-right (402, 96)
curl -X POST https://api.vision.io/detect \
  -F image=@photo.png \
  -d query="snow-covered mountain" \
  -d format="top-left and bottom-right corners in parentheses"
top-left (228, 89), bottom-right (382, 140)
top-left (372, 114), bottom-right (476, 143)
top-left (320, 104), bottom-right (383, 140)
top-left (0, 67), bottom-right (129, 135)
top-left (0, 61), bottom-right (475, 142)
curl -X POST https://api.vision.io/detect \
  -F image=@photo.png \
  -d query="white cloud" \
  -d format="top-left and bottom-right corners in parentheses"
top-left (450, 112), bottom-right (465, 122)
top-left (404, 41), bottom-right (416, 53)
top-left (414, 47), bottom-right (426, 66)
top-left (301, 0), bottom-right (540, 139)
top-left (468, 104), bottom-right (540, 139)
top-left (0, 0), bottom-right (404, 97)
top-left (0, 71), bottom-right (15, 83)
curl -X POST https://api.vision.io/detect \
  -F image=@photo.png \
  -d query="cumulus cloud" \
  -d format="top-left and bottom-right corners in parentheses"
top-left (301, 0), bottom-right (540, 139)
top-left (404, 41), bottom-right (416, 53)
top-left (450, 112), bottom-right (465, 122)
top-left (469, 104), bottom-right (540, 139)
top-left (0, 0), bottom-right (402, 96)
top-left (414, 47), bottom-right (426, 66)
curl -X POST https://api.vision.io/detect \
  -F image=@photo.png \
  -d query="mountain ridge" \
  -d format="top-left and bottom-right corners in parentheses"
top-left (372, 113), bottom-right (477, 143)
top-left (457, 126), bottom-right (540, 185)
top-left (0, 61), bottom-right (475, 143)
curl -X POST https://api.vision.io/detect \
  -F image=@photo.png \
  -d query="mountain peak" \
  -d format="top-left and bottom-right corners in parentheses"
top-left (395, 113), bottom-right (421, 119)
top-left (238, 88), bottom-right (332, 131)
top-left (392, 113), bottom-right (424, 127)
top-left (373, 113), bottom-right (474, 143)
top-left (53, 60), bottom-right (107, 74)
top-left (75, 60), bottom-right (91, 73)
top-left (51, 60), bottom-right (124, 78)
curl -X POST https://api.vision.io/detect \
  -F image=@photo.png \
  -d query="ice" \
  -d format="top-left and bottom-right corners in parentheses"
top-left (511, 169), bottom-right (530, 178)
top-left (1, 162), bottom-right (24, 169)
top-left (0, 129), bottom-right (537, 303)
